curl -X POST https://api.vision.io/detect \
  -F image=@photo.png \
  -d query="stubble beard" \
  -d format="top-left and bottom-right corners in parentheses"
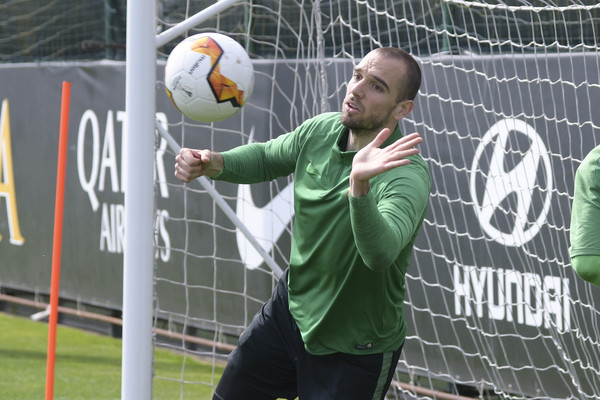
top-left (340, 108), bottom-right (394, 137)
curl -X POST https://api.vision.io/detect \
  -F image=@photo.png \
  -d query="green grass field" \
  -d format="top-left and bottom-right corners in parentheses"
top-left (0, 312), bottom-right (223, 400)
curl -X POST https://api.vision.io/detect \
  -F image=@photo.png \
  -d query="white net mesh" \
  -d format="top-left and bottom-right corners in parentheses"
top-left (153, 1), bottom-right (600, 398)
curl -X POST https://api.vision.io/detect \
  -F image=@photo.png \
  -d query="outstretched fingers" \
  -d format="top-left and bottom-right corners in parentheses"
top-left (388, 132), bottom-right (423, 151)
top-left (383, 132), bottom-right (422, 163)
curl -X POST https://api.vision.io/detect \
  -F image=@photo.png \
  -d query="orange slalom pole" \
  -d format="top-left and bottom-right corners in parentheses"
top-left (45, 81), bottom-right (71, 400)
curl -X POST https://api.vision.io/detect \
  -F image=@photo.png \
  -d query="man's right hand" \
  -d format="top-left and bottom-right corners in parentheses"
top-left (174, 148), bottom-right (224, 183)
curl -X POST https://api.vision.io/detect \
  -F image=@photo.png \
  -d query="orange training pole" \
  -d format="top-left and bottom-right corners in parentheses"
top-left (45, 81), bottom-right (71, 400)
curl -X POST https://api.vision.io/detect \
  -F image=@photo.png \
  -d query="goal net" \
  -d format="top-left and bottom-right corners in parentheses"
top-left (152, 0), bottom-right (600, 398)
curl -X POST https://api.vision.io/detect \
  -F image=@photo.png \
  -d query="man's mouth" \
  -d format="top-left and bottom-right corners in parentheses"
top-left (345, 100), bottom-right (360, 112)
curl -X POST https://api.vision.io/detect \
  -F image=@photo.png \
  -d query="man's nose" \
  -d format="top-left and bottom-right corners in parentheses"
top-left (350, 81), bottom-right (365, 98)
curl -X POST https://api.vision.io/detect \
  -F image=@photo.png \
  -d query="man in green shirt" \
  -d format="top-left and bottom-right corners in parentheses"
top-left (570, 145), bottom-right (600, 287)
top-left (175, 47), bottom-right (430, 400)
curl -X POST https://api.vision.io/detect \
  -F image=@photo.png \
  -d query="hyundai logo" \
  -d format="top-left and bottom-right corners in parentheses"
top-left (469, 118), bottom-right (553, 247)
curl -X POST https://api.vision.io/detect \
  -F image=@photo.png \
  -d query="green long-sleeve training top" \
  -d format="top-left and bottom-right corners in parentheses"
top-left (217, 112), bottom-right (431, 355)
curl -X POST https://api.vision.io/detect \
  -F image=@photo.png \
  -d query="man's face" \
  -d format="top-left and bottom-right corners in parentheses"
top-left (341, 51), bottom-right (405, 135)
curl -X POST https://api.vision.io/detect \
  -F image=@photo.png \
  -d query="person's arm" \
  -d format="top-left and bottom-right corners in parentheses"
top-left (569, 145), bottom-right (600, 287)
top-left (349, 129), bottom-right (429, 270)
top-left (174, 130), bottom-right (301, 184)
top-left (571, 255), bottom-right (600, 287)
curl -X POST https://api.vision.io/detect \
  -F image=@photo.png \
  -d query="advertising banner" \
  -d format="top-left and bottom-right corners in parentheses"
top-left (1, 55), bottom-right (598, 396)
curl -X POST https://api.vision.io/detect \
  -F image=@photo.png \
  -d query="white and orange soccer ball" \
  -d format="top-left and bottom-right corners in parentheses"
top-left (164, 32), bottom-right (255, 122)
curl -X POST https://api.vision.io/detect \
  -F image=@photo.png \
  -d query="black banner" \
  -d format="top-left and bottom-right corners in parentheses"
top-left (1, 55), bottom-right (599, 397)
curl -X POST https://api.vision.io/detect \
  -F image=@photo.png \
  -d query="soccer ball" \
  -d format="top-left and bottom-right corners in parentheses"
top-left (164, 33), bottom-right (255, 122)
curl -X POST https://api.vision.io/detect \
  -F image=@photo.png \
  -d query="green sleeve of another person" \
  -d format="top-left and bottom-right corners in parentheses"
top-left (570, 145), bottom-right (600, 287)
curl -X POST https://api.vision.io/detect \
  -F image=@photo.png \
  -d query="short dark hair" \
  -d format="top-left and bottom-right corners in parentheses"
top-left (373, 47), bottom-right (421, 102)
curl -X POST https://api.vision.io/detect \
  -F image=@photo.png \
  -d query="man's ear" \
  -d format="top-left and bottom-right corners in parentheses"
top-left (394, 99), bottom-right (415, 121)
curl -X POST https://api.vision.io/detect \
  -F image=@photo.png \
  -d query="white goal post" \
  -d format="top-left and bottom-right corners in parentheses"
top-left (121, 0), bottom-right (155, 399)
top-left (123, 0), bottom-right (600, 399)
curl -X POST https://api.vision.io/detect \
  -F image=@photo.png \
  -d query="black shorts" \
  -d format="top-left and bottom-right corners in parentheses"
top-left (213, 270), bottom-right (403, 400)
